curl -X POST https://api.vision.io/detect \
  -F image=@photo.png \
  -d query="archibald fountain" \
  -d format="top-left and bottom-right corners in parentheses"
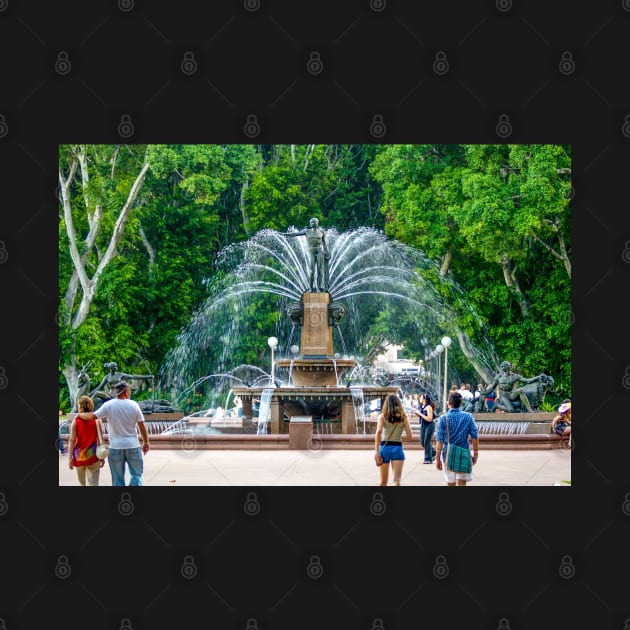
top-left (60, 221), bottom-right (563, 452)
top-left (160, 219), bottom-right (502, 438)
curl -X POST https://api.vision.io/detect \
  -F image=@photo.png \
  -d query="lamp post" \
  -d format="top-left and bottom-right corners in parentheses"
top-left (441, 336), bottom-right (452, 413)
top-left (267, 336), bottom-right (278, 384)
top-left (435, 344), bottom-right (444, 411)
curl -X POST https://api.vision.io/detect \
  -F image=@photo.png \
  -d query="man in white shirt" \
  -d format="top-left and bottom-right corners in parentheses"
top-left (78, 380), bottom-right (150, 486)
top-left (458, 383), bottom-right (474, 400)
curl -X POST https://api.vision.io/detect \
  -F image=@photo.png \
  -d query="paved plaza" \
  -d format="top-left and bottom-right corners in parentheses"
top-left (59, 447), bottom-right (571, 486)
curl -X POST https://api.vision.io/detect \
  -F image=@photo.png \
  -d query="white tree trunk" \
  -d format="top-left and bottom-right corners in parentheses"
top-left (240, 179), bottom-right (252, 236)
top-left (63, 361), bottom-right (79, 412)
top-left (455, 330), bottom-right (494, 384)
top-left (60, 150), bottom-right (151, 330)
top-left (500, 254), bottom-right (530, 318)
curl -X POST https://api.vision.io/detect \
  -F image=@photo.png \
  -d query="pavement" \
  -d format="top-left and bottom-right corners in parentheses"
top-left (58, 447), bottom-right (571, 486)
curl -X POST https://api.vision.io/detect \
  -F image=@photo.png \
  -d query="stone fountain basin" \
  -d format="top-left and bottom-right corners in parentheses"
top-left (275, 358), bottom-right (356, 387)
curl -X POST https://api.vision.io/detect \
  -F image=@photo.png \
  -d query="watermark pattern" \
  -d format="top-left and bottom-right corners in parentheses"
top-left (181, 554), bottom-right (198, 579)
top-left (432, 51), bottom-right (449, 76)
top-left (306, 554), bottom-right (324, 579)
top-left (117, 491), bottom-right (135, 516)
top-left (306, 51), bottom-right (324, 76)
top-left (369, 491), bottom-right (387, 516)
top-left (54, 51), bottom-right (72, 76)
top-left (243, 114), bottom-right (261, 138)
top-left (495, 114), bottom-right (513, 138)
top-left (432, 554), bottom-right (449, 579)
top-left (558, 51), bottom-right (576, 76)
top-left (117, 114), bottom-right (135, 138)
top-left (0, 492), bottom-right (8, 517)
top-left (558, 554), bottom-right (575, 579)
top-left (54, 555), bottom-right (72, 580)
top-left (370, 0), bottom-right (387, 12)
top-left (369, 114), bottom-right (386, 138)
top-left (181, 51), bottom-right (198, 76)
top-left (243, 492), bottom-right (261, 516)
top-left (495, 491), bottom-right (513, 516)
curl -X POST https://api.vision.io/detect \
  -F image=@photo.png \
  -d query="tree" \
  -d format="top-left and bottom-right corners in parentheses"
top-left (369, 144), bottom-right (571, 393)
top-left (59, 145), bottom-right (150, 403)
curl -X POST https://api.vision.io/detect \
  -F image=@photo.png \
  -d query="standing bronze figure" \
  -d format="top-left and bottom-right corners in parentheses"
top-left (283, 218), bottom-right (330, 292)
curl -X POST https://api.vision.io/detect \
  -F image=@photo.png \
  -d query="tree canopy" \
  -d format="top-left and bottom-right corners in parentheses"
top-left (59, 144), bottom-right (571, 410)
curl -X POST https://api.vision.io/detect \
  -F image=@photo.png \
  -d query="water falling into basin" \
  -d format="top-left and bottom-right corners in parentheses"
top-left (475, 421), bottom-right (530, 435)
top-left (256, 387), bottom-right (275, 435)
top-left (350, 387), bottom-right (367, 434)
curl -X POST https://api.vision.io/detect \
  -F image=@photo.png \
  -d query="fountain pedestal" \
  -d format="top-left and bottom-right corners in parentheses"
top-left (235, 291), bottom-right (401, 435)
top-left (289, 417), bottom-right (313, 449)
top-left (301, 292), bottom-right (333, 356)
top-left (277, 291), bottom-right (355, 386)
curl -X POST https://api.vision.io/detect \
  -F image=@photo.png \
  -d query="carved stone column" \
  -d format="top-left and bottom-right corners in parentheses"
top-left (300, 292), bottom-right (333, 357)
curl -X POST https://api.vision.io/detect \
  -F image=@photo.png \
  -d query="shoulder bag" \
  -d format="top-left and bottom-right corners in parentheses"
top-left (96, 419), bottom-right (109, 460)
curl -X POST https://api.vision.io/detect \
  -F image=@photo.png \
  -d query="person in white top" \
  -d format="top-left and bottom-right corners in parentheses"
top-left (458, 383), bottom-right (474, 400)
top-left (78, 380), bottom-right (150, 486)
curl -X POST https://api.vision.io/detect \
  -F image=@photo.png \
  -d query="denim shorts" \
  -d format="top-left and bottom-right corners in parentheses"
top-left (554, 421), bottom-right (568, 435)
top-left (379, 443), bottom-right (405, 463)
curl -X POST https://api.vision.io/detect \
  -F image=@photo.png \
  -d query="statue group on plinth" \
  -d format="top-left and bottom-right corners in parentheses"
top-left (476, 361), bottom-right (554, 413)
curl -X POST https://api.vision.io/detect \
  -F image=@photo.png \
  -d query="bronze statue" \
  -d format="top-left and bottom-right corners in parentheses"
top-left (483, 361), bottom-right (548, 413)
top-left (283, 218), bottom-right (330, 292)
top-left (89, 361), bottom-right (153, 409)
top-left (328, 302), bottom-right (346, 326)
top-left (512, 373), bottom-right (554, 412)
top-left (71, 362), bottom-right (92, 412)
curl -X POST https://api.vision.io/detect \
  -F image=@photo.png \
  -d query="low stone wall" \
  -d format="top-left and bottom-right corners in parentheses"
top-left (61, 432), bottom-right (568, 451)
top-left (140, 411), bottom-right (184, 421)
top-left (473, 412), bottom-right (555, 421)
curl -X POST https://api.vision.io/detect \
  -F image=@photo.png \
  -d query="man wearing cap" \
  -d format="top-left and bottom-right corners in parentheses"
top-left (77, 380), bottom-right (150, 486)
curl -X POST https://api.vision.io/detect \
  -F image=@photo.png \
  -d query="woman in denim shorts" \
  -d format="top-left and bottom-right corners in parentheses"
top-left (374, 394), bottom-right (414, 486)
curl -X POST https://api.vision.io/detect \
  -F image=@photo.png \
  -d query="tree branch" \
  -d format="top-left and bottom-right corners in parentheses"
top-left (71, 159), bottom-right (151, 329)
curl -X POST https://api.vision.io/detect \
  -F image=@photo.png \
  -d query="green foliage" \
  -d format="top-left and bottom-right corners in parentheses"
top-left (60, 144), bottom-right (571, 404)
top-left (370, 143), bottom-right (571, 398)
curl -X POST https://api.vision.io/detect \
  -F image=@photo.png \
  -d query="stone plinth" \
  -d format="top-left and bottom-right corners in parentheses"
top-left (289, 417), bottom-right (313, 449)
top-left (301, 292), bottom-right (332, 356)
top-left (473, 412), bottom-right (555, 421)
top-left (141, 411), bottom-right (184, 421)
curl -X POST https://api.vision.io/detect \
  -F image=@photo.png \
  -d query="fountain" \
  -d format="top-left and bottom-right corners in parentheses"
top-left (153, 223), bottom-right (563, 447)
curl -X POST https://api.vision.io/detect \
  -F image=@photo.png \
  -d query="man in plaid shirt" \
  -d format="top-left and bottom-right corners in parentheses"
top-left (436, 391), bottom-right (479, 486)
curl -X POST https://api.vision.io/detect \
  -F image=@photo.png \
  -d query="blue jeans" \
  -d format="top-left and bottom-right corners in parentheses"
top-left (420, 421), bottom-right (436, 462)
top-left (108, 447), bottom-right (144, 486)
